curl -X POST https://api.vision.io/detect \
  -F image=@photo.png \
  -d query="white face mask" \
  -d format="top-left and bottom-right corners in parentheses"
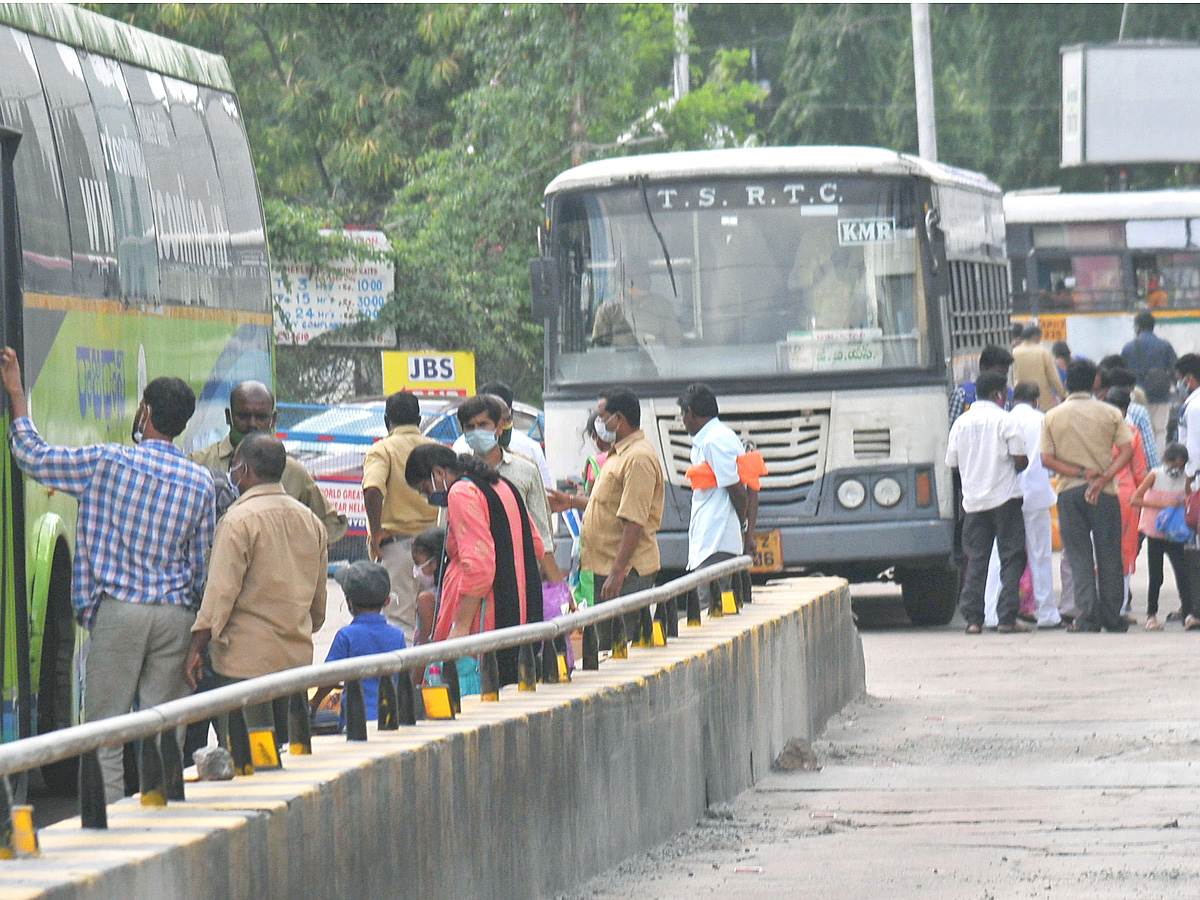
top-left (413, 562), bottom-right (435, 588)
top-left (1167, 465), bottom-right (1185, 479)
top-left (594, 414), bottom-right (618, 444)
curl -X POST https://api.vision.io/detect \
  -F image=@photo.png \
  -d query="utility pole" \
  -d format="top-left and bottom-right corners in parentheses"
top-left (911, 2), bottom-right (938, 162)
top-left (673, 3), bottom-right (690, 100)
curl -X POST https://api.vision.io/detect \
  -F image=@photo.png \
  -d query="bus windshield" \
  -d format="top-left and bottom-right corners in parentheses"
top-left (549, 176), bottom-right (930, 386)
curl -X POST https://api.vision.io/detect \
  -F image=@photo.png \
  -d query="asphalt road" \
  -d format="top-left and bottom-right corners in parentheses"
top-left (558, 554), bottom-right (1200, 900)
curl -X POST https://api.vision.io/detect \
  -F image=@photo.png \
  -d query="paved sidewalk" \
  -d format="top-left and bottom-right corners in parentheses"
top-left (560, 556), bottom-right (1200, 899)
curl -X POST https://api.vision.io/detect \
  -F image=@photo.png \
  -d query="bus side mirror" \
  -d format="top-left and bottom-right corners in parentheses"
top-left (924, 208), bottom-right (945, 275)
top-left (529, 257), bottom-right (559, 319)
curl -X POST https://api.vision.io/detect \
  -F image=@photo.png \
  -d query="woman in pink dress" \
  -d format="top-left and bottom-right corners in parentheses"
top-left (405, 443), bottom-right (544, 687)
top-left (1106, 389), bottom-right (1148, 622)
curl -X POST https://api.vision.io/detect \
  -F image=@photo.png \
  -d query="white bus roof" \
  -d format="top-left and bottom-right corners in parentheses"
top-left (1004, 189), bottom-right (1200, 224)
top-left (545, 146), bottom-right (1001, 196)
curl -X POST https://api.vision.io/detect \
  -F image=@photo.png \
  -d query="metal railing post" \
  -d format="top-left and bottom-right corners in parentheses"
top-left (79, 751), bottom-right (107, 829)
top-left (227, 708), bottom-right (255, 776)
top-left (288, 693), bottom-right (313, 755)
top-left (160, 731), bottom-right (185, 801)
top-left (139, 736), bottom-right (166, 807)
top-left (377, 674), bottom-right (399, 730)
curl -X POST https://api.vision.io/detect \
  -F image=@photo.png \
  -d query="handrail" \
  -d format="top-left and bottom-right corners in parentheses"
top-left (0, 556), bottom-right (752, 779)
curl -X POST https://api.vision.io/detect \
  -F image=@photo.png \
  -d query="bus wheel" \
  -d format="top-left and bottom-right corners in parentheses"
top-left (898, 565), bottom-right (959, 626)
top-left (37, 545), bottom-right (78, 795)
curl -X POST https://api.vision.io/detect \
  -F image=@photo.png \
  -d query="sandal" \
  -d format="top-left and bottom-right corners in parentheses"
top-left (1185, 615), bottom-right (1200, 631)
top-left (1145, 616), bottom-right (1163, 632)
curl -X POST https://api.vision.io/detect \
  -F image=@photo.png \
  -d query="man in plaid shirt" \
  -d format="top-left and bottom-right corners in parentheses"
top-left (0, 347), bottom-right (215, 803)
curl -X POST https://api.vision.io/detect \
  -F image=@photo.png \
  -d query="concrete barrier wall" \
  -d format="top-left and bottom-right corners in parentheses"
top-left (0, 577), bottom-right (863, 900)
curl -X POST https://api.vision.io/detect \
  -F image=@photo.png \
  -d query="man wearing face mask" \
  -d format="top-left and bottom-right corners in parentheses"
top-left (547, 387), bottom-right (664, 646)
top-left (361, 391), bottom-right (441, 643)
top-left (456, 394), bottom-right (564, 584)
top-left (190, 381), bottom-right (346, 541)
top-left (452, 380), bottom-right (552, 489)
top-left (0, 347), bottom-right (215, 803)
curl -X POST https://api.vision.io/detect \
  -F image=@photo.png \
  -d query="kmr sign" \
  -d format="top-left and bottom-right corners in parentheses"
top-left (382, 351), bottom-right (476, 397)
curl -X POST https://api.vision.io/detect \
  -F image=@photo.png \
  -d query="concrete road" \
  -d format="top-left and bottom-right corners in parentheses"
top-left (559, 554), bottom-right (1200, 899)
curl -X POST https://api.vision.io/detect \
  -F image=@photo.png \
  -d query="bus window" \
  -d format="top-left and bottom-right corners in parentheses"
top-left (29, 35), bottom-right (117, 299)
top-left (79, 51), bottom-right (159, 304)
top-left (1134, 251), bottom-right (1200, 309)
top-left (0, 27), bottom-right (71, 296)
top-left (1037, 253), bottom-right (1123, 312)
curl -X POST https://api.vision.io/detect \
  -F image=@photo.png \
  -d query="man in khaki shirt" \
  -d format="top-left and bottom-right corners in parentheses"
top-left (549, 387), bottom-right (664, 645)
top-left (362, 391), bottom-right (440, 641)
top-left (1040, 358), bottom-right (1134, 633)
top-left (1011, 324), bottom-right (1066, 412)
top-left (185, 434), bottom-right (328, 736)
top-left (190, 381), bottom-right (347, 542)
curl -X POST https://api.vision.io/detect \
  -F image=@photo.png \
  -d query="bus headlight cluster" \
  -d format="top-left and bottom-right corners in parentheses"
top-left (873, 476), bottom-right (903, 507)
top-left (836, 478), bottom-right (866, 509)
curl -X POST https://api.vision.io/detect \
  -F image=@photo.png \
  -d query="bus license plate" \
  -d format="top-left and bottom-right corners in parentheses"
top-left (751, 530), bottom-right (783, 573)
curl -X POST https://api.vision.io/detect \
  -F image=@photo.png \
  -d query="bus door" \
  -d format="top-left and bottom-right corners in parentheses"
top-left (0, 126), bottom-right (31, 741)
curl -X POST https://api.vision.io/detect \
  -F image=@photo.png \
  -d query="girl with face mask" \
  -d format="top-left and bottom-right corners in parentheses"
top-left (403, 443), bottom-right (545, 691)
top-left (1131, 441), bottom-right (1194, 631)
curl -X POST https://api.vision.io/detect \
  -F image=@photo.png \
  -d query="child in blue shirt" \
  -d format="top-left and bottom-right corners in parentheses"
top-left (312, 560), bottom-right (407, 723)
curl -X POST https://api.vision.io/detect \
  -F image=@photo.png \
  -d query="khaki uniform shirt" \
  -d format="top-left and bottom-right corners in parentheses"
top-left (193, 483), bottom-right (328, 679)
top-left (191, 437), bottom-right (348, 543)
top-left (496, 450), bottom-right (553, 551)
top-left (361, 425), bottom-right (440, 538)
top-left (1012, 342), bottom-right (1066, 412)
top-left (1040, 392), bottom-right (1132, 495)
top-left (580, 429), bottom-right (664, 577)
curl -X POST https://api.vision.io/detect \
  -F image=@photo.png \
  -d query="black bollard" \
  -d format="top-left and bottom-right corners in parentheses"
top-left (397, 672), bottom-right (417, 725)
top-left (226, 708), bottom-right (255, 776)
top-left (738, 569), bottom-right (753, 606)
top-left (540, 641), bottom-right (560, 684)
top-left (518, 644), bottom-right (537, 691)
top-left (288, 693), bottom-right (313, 755)
top-left (0, 776), bottom-right (13, 858)
top-left (377, 674), bottom-right (399, 730)
top-left (139, 735), bottom-right (167, 807)
top-left (79, 750), bottom-right (108, 829)
top-left (160, 730), bottom-right (185, 802)
top-left (707, 580), bottom-right (724, 618)
top-left (654, 602), bottom-right (670, 647)
top-left (582, 624), bottom-right (599, 670)
top-left (480, 652), bottom-right (500, 701)
top-left (635, 606), bottom-right (655, 648)
top-left (610, 613), bottom-right (629, 659)
top-left (344, 679), bottom-right (368, 741)
top-left (686, 588), bottom-right (702, 627)
top-left (666, 596), bottom-right (679, 637)
top-left (555, 636), bottom-right (572, 681)
top-left (442, 659), bottom-right (462, 714)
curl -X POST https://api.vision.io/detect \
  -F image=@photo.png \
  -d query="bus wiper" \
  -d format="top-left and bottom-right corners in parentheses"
top-left (637, 176), bottom-right (678, 299)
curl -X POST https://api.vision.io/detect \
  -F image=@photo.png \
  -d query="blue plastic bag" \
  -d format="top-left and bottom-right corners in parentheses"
top-left (1157, 504), bottom-right (1194, 544)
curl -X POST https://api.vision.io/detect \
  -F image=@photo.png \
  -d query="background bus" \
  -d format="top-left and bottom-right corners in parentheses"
top-left (1006, 188), bottom-right (1200, 359)
top-left (0, 4), bottom-right (271, 783)
top-left (531, 147), bottom-right (1009, 625)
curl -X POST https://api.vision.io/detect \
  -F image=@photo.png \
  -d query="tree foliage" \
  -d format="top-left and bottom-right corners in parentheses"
top-left (88, 4), bottom-right (1200, 403)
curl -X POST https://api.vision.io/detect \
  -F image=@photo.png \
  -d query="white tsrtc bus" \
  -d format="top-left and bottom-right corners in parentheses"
top-left (1006, 187), bottom-right (1200, 358)
top-left (530, 147), bottom-right (1009, 625)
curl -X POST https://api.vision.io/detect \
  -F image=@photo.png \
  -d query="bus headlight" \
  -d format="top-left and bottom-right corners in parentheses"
top-left (873, 477), bottom-right (903, 508)
top-left (836, 478), bottom-right (866, 510)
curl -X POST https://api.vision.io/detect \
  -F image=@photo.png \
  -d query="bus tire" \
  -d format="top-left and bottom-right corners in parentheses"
top-left (37, 545), bottom-right (78, 795)
top-left (899, 564), bottom-right (959, 626)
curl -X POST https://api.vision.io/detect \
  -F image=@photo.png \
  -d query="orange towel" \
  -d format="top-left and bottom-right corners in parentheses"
top-left (685, 451), bottom-right (769, 491)
top-left (737, 451), bottom-right (768, 491)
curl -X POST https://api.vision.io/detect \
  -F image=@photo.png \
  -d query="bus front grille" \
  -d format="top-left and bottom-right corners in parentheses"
top-left (657, 410), bottom-right (829, 504)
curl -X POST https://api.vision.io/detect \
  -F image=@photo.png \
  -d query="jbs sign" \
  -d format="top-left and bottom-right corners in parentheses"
top-left (381, 351), bottom-right (476, 397)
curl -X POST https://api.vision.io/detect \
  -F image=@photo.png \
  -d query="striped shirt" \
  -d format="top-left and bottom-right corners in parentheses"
top-left (10, 418), bottom-right (215, 629)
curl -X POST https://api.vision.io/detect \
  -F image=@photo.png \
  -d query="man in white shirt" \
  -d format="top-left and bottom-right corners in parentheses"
top-left (1175, 354), bottom-right (1200, 480)
top-left (946, 370), bottom-right (1029, 634)
top-left (983, 382), bottom-right (1062, 629)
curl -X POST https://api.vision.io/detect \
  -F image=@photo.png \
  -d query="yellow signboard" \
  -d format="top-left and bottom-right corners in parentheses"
top-left (382, 351), bottom-right (476, 397)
